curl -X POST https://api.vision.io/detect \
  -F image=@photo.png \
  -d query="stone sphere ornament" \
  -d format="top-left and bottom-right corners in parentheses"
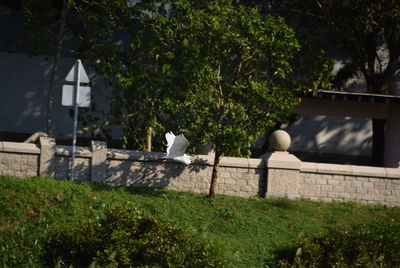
top-left (269, 130), bottom-right (291, 151)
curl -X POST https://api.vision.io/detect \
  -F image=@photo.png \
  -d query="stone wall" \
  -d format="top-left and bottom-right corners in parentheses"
top-left (0, 138), bottom-right (399, 206)
top-left (0, 138), bottom-right (265, 198)
top-left (0, 142), bottom-right (40, 177)
top-left (299, 163), bottom-right (400, 206)
top-left (264, 152), bottom-right (400, 207)
top-left (104, 150), bottom-right (264, 197)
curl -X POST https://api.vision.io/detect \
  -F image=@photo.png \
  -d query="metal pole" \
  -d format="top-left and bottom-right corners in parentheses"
top-left (70, 59), bottom-right (81, 180)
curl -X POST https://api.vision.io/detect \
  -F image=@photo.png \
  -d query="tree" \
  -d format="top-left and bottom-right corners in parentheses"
top-left (134, 0), bottom-right (303, 197)
top-left (268, 0), bottom-right (400, 166)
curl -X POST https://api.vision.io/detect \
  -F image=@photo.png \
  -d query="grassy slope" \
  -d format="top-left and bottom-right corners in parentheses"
top-left (1, 175), bottom-right (400, 267)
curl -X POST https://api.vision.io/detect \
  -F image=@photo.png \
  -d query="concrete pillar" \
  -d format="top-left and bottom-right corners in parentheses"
top-left (264, 130), bottom-right (302, 198)
top-left (265, 151), bottom-right (302, 198)
top-left (91, 140), bottom-right (107, 182)
top-left (384, 103), bottom-right (400, 168)
top-left (39, 137), bottom-right (56, 176)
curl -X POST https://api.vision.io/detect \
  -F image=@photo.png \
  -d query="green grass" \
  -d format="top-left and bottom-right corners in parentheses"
top-left (1, 175), bottom-right (400, 267)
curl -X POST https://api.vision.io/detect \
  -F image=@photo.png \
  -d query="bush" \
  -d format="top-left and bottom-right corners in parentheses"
top-left (267, 219), bottom-right (400, 268)
top-left (42, 204), bottom-right (225, 267)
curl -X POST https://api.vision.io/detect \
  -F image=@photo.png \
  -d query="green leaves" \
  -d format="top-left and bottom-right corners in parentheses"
top-left (141, 0), bottom-right (302, 157)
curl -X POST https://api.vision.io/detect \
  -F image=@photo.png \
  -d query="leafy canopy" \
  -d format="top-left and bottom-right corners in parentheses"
top-left (141, 0), bottom-right (302, 157)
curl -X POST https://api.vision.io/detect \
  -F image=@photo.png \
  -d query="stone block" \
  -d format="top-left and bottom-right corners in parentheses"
top-left (379, 189), bottom-right (393, 196)
top-left (320, 185), bottom-right (333, 192)
top-left (265, 151), bottom-right (302, 170)
top-left (304, 177), bottom-right (316, 184)
top-left (300, 162), bottom-right (318, 173)
top-left (39, 137), bottom-right (56, 177)
top-left (367, 189), bottom-right (380, 195)
top-left (356, 188), bottom-right (369, 194)
top-left (328, 179), bottom-right (340, 185)
top-left (220, 171), bottom-right (231, 178)
top-left (91, 141), bottom-right (107, 183)
top-left (230, 172), bottom-right (243, 179)
top-left (316, 163), bottom-right (352, 175)
top-left (266, 168), bottom-right (300, 198)
top-left (362, 181), bottom-right (374, 188)
top-left (351, 165), bottom-right (387, 178)
top-left (316, 177), bottom-right (328, 185)
top-left (386, 168), bottom-right (400, 179)
top-left (327, 191), bottom-right (340, 198)
top-left (350, 181), bottom-right (363, 188)
top-left (374, 182), bottom-right (386, 190)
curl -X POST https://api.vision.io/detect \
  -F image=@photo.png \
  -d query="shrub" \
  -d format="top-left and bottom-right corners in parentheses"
top-left (267, 219), bottom-right (400, 268)
top-left (42, 204), bottom-right (225, 267)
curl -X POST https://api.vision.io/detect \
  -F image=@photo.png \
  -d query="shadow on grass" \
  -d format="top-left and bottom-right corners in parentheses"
top-left (265, 198), bottom-right (295, 210)
top-left (87, 182), bottom-right (170, 198)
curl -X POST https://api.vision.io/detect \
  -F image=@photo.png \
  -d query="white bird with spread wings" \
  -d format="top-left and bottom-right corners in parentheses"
top-left (162, 131), bottom-right (192, 165)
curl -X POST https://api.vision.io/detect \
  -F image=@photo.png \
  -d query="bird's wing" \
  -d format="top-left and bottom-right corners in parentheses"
top-left (168, 134), bottom-right (189, 156)
top-left (165, 132), bottom-right (176, 155)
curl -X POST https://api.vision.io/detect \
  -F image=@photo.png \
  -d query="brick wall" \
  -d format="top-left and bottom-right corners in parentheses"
top-left (104, 150), bottom-right (264, 197)
top-left (299, 163), bottom-right (400, 206)
top-left (1, 139), bottom-right (399, 206)
top-left (0, 142), bottom-right (39, 177)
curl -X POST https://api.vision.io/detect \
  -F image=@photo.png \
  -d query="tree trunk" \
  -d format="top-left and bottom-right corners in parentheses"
top-left (146, 126), bottom-right (153, 152)
top-left (46, 0), bottom-right (68, 136)
top-left (372, 118), bottom-right (386, 167)
top-left (209, 149), bottom-right (222, 198)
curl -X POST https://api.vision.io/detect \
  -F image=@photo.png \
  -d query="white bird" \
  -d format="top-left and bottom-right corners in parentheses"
top-left (162, 131), bottom-right (192, 165)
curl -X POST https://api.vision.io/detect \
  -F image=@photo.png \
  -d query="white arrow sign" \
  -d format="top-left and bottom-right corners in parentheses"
top-left (65, 60), bottom-right (90, 83)
top-left (62, 85), bottom-right (91, 107)
top-left (62, 59), bottom-right (91, 181)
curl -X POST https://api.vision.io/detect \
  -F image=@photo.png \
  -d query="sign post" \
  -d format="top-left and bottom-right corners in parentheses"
top-left (62, 59), bottom-right (90, 180)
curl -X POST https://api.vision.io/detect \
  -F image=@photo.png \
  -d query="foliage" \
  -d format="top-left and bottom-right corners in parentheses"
top-left (42, 205), bottom-right (225, 267)
top-left (79, 0), bottom-right (307, 155)
top-left (148, 0), bottom-right (302, 158)
top-left (270, 0), bottom-right (400, 94)
top-left (2, 176), bottom-right (400, 267)
top-left (268, 219), bottom-right (400, 267)
top-left (10, 0), bottom-right (333, 156)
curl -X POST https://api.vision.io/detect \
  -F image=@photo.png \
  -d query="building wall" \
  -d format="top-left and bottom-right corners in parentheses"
top-left (283, 114), bottom-right (372, 161)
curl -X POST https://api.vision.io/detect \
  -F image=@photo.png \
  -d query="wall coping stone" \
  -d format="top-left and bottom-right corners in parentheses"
top-left (1, 141), bottom-right (40, 154)
top-left (386, 168), bottom-right (400, 179)
top-left (107, 149), bottom-right (264, 169)
top-left (301, 161), bottom-right (400, 178)
top-left (351, 165), bottom-right (387, 178)
top-left (300, 162), bottom-right (318, 172)
top-left (107, 149), bottom-right (159, 161)
top-left (317, 163), bottom-right (353, 175)
top-left (191, 154), bottom-right (264, 168)
top-left (56, 145), bottom-right (93, 158)
top-left (265, 151), bottom-right (301, 170)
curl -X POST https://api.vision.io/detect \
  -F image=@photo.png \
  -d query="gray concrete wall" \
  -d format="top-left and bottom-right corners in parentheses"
top-left (0, 52), bottom-right (120, 138)
top-left (1, 139), bottom-right (400, 206)
top-left (283, 114), bottom-right (372, 157)
top-left (299, 163), bottom-right (400, 206)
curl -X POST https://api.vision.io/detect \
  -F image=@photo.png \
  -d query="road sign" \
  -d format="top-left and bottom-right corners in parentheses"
top-left (62, 59), bottom-right (90, 181)
top-left (62, 85), bottom-right (91, 107)
top-left (65, 60), bottom-right (90, 83)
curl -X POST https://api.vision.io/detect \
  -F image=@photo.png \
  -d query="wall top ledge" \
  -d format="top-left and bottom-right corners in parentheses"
top-left (386, 168), bottom-right (400, 179)
top-left (0, 141), bottom-right (40, 154)
top-left (107, 149), bottom-right (264, 168)
top-left (56, 145), bottom-right (92, 158)
top-left (301, 161), bottom-right (400, 178)
top-left (193, 155), bottom-right (264, 169)
top-left (107, 149), bottom-right (164, 161)
top-left (265, 151), bottom-right (301, 170)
